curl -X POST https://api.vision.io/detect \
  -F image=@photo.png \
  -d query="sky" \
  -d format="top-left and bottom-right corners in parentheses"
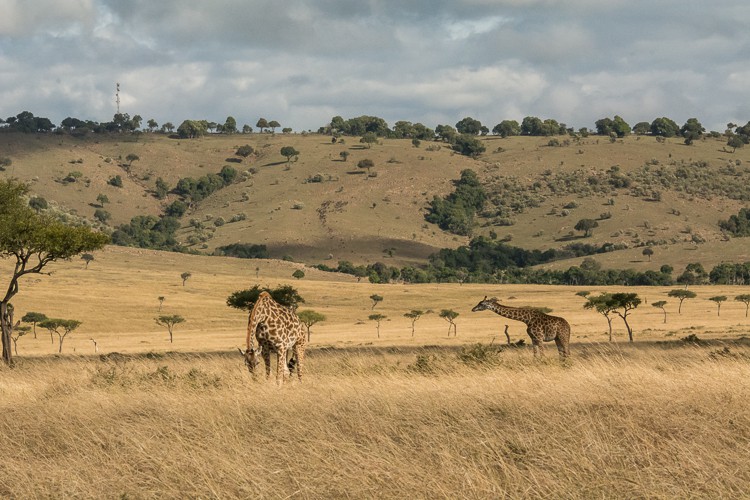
top-left (1, 0), bottom-right (749, 133)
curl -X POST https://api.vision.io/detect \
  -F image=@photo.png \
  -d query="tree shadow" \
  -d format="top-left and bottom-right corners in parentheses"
top-left (262, 161), bottom-right (288, 167)
top-left (554, 234), bottom-right (586, 242)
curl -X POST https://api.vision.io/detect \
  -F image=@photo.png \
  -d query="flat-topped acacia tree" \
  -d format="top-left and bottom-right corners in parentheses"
top-left (0, 179), bottom-right (108, 365)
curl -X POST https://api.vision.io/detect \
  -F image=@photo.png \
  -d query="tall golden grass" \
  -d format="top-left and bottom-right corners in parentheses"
top-left (1, 343), bottom-right (749, 498)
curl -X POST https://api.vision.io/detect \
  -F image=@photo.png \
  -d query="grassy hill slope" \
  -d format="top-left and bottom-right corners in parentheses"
top-left (2, 131), bottom-right (749, 271)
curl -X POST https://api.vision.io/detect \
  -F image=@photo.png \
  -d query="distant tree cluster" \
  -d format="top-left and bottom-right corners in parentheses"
top-left (425, 169), bottom-right (487, 236)
top-left (110, 215), bottom-right (182, 251)
top-left (215, 243), bottom-right (270, 259)
top-left (173, 165), bottom-right (237, 203)
top-left (719, 208), bottom-right (750, 237)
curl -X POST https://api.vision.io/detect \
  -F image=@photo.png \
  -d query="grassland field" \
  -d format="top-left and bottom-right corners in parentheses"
top-left (3, 131), bottom-right (750, 497)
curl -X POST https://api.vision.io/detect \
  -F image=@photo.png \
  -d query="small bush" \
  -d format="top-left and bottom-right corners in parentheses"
top-left (457, 343), bottom-right (501, 366)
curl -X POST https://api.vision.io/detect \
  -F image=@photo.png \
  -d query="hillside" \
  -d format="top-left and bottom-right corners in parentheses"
top-left (1, 131), bottom-right (749, 271)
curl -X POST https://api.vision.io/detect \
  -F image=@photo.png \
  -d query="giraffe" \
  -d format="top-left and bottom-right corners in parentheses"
top-left (241, 292), bottom-right (306, 383)
top-left (472, 296), bottom-right (570, 359)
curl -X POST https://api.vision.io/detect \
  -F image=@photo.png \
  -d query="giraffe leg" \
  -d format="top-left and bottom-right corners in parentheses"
top-left (263, 349), bottom-right (272, 380)
top-left (276, 348), bottom-right (287, 385)
top-left (294, 344), bottom-right (305, 382)
top-left (528, 328), bottom-right (544, 358)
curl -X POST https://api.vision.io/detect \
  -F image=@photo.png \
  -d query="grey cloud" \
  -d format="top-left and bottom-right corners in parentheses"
top-left (1, 0), bottom-right (749, 133)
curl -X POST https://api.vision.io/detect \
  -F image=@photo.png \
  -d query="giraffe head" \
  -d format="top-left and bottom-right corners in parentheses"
top-left (471, 296), bottom-right (498, 312)
top-left (238, 347), bottom-right (261, 374)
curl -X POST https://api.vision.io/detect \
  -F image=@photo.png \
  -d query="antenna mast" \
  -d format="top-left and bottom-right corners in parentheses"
top-left (115, 83), bottom-right (121, 115)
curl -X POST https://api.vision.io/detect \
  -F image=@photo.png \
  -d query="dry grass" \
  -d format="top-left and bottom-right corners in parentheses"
top-left (4, 246), bottom-right (750, 358)
top-left (1, 343), bottom-right (749, 498)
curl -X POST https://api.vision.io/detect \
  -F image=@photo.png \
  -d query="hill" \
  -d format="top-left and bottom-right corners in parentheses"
top-left (1, 130), bottom-right (749, 271)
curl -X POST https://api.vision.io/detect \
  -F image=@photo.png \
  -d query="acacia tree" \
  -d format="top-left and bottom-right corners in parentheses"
top-left (181, 272), bottom-right (192, 286)
top-left (642, 247), bottom-right (654, 262)
top-left (735, 294), bottom-right (750, 317)
top-left (297, 310), bottom-right (326, 342)
top-left (11, 326), bottom-right (30, 356)
top-left (158, 296), bottom-right (165, 312)
top-left (357, 159), bottom-right (374, 177)
top-left (369, 313), bottom-right (386, 338)
top-left (575, 219), bottom-right (599, 237)
top-left (404, 310), bottom-right (424, 337)
top-left (439, 309), bottom-right (459, 337)
top-left (155, 315), bottom-right (185, 343)
top-left (21, 311), bottom-right (47, 339)
top-left (584, 293), bottom-right (617, 341)
top-left (280, 146), bottom-right (299, 163)
top-left (652, 301), bottom-right (668, 323)
top-left (667, 289), bottom-right (697, 314)
top-left (370, 294), bottom-right (383, 310)
top-left (709, 296), bottom-right (727, 316)
top-left (610, 293), bottom-right (641, 342)
top-left (39, 318), bottom-right (82, 353)
top-left (0, 179), bottom-right (108, 365)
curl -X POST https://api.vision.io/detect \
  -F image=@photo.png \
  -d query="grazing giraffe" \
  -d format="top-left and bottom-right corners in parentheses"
top-left (472, 296), bottom-right (570, 359)
top-left (241, 292), bottom-right (306, 383)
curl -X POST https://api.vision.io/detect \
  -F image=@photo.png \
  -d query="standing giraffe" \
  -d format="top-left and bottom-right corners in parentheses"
top-left (472, 296), bottom-right (570, 358)
top-left (241, 292), bottom-right (306, 383)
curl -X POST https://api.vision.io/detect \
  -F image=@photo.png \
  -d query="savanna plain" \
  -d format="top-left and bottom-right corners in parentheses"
top-left (1, 248), bottom-right (750, 498)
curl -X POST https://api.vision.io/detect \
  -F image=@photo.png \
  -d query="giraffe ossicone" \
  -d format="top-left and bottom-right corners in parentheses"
top-left (472, 296), bottom-right (570, 358)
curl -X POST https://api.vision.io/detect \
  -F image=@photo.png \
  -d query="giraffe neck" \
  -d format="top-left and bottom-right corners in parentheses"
top-left (487, 303), bottom-right (531, 324)
top-left (246, 293), bottom-right (275, 349)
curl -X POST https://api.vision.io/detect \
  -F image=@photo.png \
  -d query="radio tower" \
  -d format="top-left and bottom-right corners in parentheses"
top-left (115, 83), bottom-right (121, 115)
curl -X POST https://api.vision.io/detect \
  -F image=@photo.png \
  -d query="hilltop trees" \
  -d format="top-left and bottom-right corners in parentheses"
top-left (1, 179), bottom-right (108, 365)
top-left (681, 118), bottom-right (704, 145)
top-left (492, 120), bottom-right (521, 137)
top-left (455, 117), bottom-right (484, 135)
top-left (176, 120), bottom-right (208, 138)
top-left (595, 116), bottom-right (630, 137)
top-left (650, 117), bottom-right (680, 137)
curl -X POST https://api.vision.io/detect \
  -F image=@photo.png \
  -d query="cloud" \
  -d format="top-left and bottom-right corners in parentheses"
top-left (1, 1), bottom-right (748, 132)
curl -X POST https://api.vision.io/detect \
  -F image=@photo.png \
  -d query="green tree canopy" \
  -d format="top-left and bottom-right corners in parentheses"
top-left (226, 284), bottom-right (304, 312)
top-left (1, 179), bottom-right (108, 364)
top-left (735, 294), bottom-right (750, 317)
top-left (455, 117), bottom-right (483, 135)
top-left (280, 146), bottom-right (300, 162)
top-left (650, 117), bottom-right (680, 137)
top-left (575, 219), bottom-right (599, 237)
top-left (297, 310), bottom-right (326, 342)
top-left (39, 318), bottom-right (82, 353)
top-left (155, 315), bottom-right (185, 343)
top-left (452, 134), bottom-right (486, 158)
top-left (667, 289), bottom-right (697, 314)
top-left (492, 120), bottom-right (521, 137)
